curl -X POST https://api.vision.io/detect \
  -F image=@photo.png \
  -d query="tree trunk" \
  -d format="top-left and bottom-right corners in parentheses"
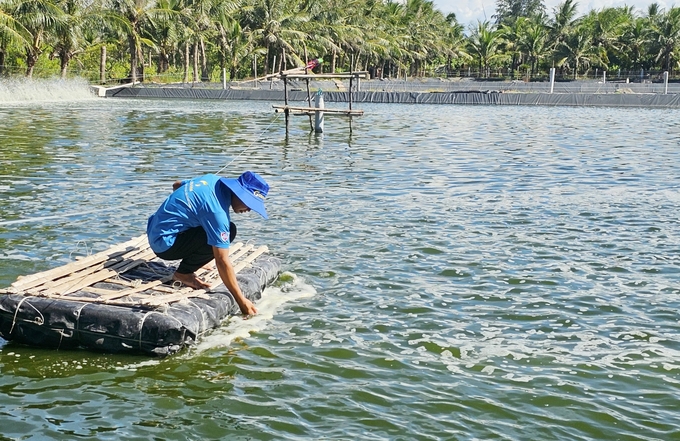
top-left (264, 45), bottom-right (270, 76)
top-left (100, 46), bottom-right (106, 83)
top-left (200, 38), bottom-right (209, 81)
top-left (193, 42), bottom-right (199, 82)
top-left (158, 50), bottom-right (169, 73)
top-left (0, 50), bottom-right (5, 75)
top-left (139, 47), bottom-right (146, 82)
top-left (26, 49), bottom-right (38, 78)
top-left (128, 35), bottom-right (138, 83)
top-left (60, 51), bottom-right (70, 79)
top-left (183, 42), bottom-right (190, 83)
top-left (331, 48), bottom-right (336, 73)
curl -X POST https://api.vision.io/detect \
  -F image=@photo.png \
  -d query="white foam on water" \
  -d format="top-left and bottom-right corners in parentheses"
top-left (0, 78), bottom-right (96, 103)
top-left (114, 359), bottom-right (161, 371)
top-left (193, 272), bottom-right (316, 352)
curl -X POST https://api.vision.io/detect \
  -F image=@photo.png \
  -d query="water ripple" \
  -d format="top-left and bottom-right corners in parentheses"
top-left (1, 99), bottom-right (679, 440)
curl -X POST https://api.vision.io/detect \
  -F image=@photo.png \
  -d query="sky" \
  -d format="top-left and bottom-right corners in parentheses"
top-left (432, 0), bottom-right (672, 28)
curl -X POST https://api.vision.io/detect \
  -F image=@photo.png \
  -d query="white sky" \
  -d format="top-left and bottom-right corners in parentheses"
top-left (433, 0), bottom-right (673, 28)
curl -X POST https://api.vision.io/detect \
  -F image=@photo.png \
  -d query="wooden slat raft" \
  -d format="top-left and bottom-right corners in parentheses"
top-left (2, 235), bottom-right (268, 309)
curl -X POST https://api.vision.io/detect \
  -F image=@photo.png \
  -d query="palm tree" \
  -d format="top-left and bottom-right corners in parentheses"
top-left (499, 16), bottom-right (526, 78)
top-left (13, 0), bottom-right (66, 77)
top-left (401, 0), bottom-right (444, 76)
top-left (517, 17), bottom-right (549, 77)
top-left (555, 27), bottom-right (605, 78)
top-left (653, 7), bottom-right (680, 74)
top-left (149, 0), bottom-right (186, 75)
top-left (585, 7), bottom-right (632, 70)
top-left (105, 0), bottom-right (174, 83)
top-left (243, 0), bottom-right (309, 75)
top-left (51, 0), bottom-right (104, 78)
top-left (549, 0), bottom-right (578, 47)
top-left (467, 20), bottom-right (503, 77)
top-left (620, 15), bottom-right (652, 71)
top-left (440, 13), bottom-right (469, 75)
top-left (0, 0), bottom-right (32, 74)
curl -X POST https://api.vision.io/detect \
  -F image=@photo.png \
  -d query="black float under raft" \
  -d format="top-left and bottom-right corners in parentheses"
top-left (0, 235), bottom-right (281, 356)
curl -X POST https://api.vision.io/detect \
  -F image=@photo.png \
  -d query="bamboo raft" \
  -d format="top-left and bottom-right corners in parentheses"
top-left (0, 235), bottom-right (281, 356)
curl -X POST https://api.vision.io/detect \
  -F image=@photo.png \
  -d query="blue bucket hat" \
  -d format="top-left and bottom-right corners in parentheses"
top-left (220, 171), bottom-right (269, 219)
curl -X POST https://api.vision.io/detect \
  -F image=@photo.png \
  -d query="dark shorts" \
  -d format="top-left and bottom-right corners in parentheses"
top-left (155, 223), bottom-right (236, 274)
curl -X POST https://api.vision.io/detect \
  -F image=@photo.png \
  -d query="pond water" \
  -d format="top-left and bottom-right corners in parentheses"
top-left (0, 84), bottom-right (679, 440)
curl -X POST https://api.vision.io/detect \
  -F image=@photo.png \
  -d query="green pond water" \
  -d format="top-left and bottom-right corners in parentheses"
top-left (0, 86), bottom-right (679, 440)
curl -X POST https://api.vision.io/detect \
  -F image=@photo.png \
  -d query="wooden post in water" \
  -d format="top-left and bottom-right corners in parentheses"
top-left (349, 56), bottom-right (354, 134)
top-left (549, 67), bottom-right (555, 93)
top-left (270, 56), bottom-right (276, 89)
top-left (314, 90), bottom-right (324, 133)
top-left (100, 46), bottom-right (106, 84)
top-left (223, 68), bottom-right (226, 90)
top-left (283, 73), bottom-right (289, 132)
top-left (253, 56), bottom-right (257, 88)
top-left (664, 71), bottom-right (669, 94)
top-left (304, 45), bottom-right (313, 131)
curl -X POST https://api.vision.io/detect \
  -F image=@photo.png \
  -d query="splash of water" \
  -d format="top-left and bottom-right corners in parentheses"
top-left (192, 272), bottom-right (316, 353)
top-left (0, 77), bottom-right (96, 103)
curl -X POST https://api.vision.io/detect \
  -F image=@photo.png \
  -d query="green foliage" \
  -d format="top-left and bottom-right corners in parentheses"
top-left (1, 0), bottom-right (680, 81)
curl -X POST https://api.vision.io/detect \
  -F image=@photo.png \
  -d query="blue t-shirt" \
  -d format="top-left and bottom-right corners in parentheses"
top-left (146, 174), bottom-right (232, 253)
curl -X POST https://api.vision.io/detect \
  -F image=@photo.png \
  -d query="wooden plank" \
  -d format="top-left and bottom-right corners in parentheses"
top-left (101, 279), bottom-right (170, 302)
top-left (209, 246), bottom-right (269, 289)
top-left (33, 247), bottom-right (151, 295)
top-left (35, 245), bottom-right (152, 294)
top-left (233, 246), bottom-right (269, 274)
top-left (140, 287), bottom-right (205, 307)
top-left (39, 250), bottom-right (156, 296)
top-left (272, 105), bottom-right (364, 116)
top-left (230, 244), bottom-right (254, 263)
top-left (9, 235), bottom-right (148, 291)
top-left (81, 286), bottom-right (126, 296)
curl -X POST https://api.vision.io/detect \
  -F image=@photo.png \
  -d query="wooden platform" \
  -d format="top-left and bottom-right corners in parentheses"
top-left (273, 105), bottom-right (364, 116)
top-left (2, 234), bottom-right (268, 308)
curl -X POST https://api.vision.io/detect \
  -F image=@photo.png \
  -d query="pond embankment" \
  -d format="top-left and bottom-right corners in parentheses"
top-left (93, 78), bottom-right (680, 108)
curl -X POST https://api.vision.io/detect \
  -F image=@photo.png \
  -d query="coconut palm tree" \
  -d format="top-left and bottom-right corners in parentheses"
top-left (148, 0), bottom-right (186, 75)
top-left (440, 13), bottom-right (469, 75)
top-left (555, 27), bottom-right (605, 78)
top-left (584, 6), bottom-right (632, 71)
top-left (467, 20), bottom-right (503, 77)
top-left (499, 16), bottom-right (526, 78)
top-left (12, 0), bottom-right (66, 77)
top-left (50, 0), bottom-right (105, 78)
top-left (243, 0), bottom-right (309, 75)
top-left (0, 0), bottom-right (32, 74)
top-left (549, 0), bottom-right (578, 48)
top-left (517, 17), bottom-right (548, 76)
top-left (105, 0), bottom-right (176, 82)
top-left (653, 6), bottom-right (680, 74)
top-left (620, 15), bottom-right (653, 71)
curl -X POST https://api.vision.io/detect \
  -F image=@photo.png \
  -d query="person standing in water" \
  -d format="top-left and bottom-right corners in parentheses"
top-left (146, 171), bottom-right (269, 316)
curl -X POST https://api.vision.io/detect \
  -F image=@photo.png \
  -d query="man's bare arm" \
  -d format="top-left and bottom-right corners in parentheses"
top-left (212, 246), bottom-right (257, 316)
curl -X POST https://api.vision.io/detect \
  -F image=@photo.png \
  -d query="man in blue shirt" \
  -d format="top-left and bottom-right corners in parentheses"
top-left (147, 171), bottom-right (269, 316)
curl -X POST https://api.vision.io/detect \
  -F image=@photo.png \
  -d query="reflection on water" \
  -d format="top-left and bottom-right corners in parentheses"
top-left (0, 91), bottom-right (679, 440)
